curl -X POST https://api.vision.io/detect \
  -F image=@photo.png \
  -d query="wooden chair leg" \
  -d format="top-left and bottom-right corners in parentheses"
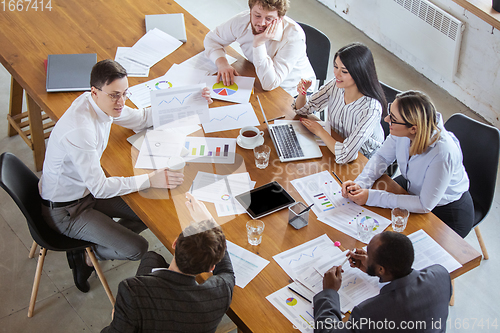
top-left (86, 247), bottom-right (115, 306)
top-left (29, 241), bottom-right (38, 259)
top-left (474, 226), bottom-right (489, 260)
top-left (28, 247), bottom-right (47, 317)
top-left (449, 279), bottom-right (455, 306)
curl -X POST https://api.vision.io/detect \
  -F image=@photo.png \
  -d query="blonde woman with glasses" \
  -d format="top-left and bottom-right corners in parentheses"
top-left (342, 91), bottom-right (473, 238)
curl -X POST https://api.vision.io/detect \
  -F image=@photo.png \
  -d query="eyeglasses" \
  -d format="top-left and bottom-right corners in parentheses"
top-left (96, 88), bottom-right (131, 102)
top-left (388, 103), bottom-right (412, 127)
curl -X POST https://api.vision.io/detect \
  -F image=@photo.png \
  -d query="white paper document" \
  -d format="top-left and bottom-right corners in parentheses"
top-left (128, 65), bottom-right (207, 109)
top-left (200, 76), bottom-right (255, 104)
top-left (180, 51), bottom-right (237, 75)
top-left (273, 234), bottom-right (341, 281)
top-left (266, 282), bottom-right (315, 333)
top-left (151, 84), bottom-right (210, 129)
top-left (129, 28), bottom-right (182, 68)
top-left (114, 47), bottom-right (150, 77)
top-left (318, 205), bottom-right (392, 244)
top-left (290, 171), bottom-right (352, 217)
top-left (226, 240), bottom-right (269, 288)
top-left (190, 172), bottom-right (254, 205)
top-left (134, 130), bottom-right (185, 169)
top-left (201, 103), bottom-right (260, 134)
top-left (408, 229), bottom-right (462, 273)
top-left (183, 137), bottom-right (237, 164)
top-left (313, 251), bottom-right (380, 313)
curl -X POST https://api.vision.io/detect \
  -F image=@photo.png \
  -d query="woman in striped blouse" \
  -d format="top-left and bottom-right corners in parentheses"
top-left (293, 42), bottom-right (387, 164)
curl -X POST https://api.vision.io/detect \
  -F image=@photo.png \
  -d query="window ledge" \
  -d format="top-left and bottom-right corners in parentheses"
top-left (452, 0), bottom-right (500, 30)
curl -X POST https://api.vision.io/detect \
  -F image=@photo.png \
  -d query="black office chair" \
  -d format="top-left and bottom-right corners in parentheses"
top-left (0, 152), bottom-right (115, 317)
top-left (298, 22), bottom-right (330, 89)
top-left (444, 114), bottom-right (500, 260)
top-left (380, 82), bottom-right (401, 177)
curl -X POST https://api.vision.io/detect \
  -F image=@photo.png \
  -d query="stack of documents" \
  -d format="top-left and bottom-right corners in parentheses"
top-left (190, 171), bottom-right (256, 217)
top-left (115, 28), bottom-right (183, 77)
top-left (226, 241), bottom-right (269, 288)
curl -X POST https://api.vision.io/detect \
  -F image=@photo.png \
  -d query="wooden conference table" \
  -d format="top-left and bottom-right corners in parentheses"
top-left (0, 1), bottom-right (481, 332)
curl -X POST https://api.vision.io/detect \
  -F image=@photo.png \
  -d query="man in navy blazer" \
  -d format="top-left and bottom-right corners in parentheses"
top-left (314, 231), bottom-right (451, 333)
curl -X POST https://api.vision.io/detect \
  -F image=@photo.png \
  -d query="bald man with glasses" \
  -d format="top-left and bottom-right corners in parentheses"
top-left (39, 59), bottom-right (211, 293)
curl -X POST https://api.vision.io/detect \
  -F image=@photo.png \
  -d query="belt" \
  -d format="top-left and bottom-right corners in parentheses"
top-left (41, 196), bottom-right (87, 209)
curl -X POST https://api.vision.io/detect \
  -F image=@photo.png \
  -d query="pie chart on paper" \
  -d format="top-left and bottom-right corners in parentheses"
top-left (155, 80), bottom-right (173, 90)
top-left (213, 82), bottom-right (238, 96)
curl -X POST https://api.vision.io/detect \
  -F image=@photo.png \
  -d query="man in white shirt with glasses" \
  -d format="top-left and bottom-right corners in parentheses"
top-left (39, 60), bottom-right (209, 293)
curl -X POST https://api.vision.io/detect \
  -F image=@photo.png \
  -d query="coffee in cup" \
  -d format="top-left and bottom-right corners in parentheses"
top-left (239, 126), bottom-right (264, 146)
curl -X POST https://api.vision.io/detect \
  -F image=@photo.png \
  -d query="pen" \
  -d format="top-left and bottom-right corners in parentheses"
top-left (288, 286), bottom-right (312, 303)
top-left (340, 255), bottom-right (350, 267)
top-left (263, 115), bottom-right (285, 123)
top-left (331, 170), bottom-right (343, 184)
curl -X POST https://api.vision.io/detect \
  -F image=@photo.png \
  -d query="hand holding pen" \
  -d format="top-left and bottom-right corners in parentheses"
top-left (347, 248), bottom-right (368, 273)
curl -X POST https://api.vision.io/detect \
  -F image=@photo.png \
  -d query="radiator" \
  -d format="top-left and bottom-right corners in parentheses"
top-left (380, 0), bottom-right (464, 80)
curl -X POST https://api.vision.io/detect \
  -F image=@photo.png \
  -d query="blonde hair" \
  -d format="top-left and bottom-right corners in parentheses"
top-left (396, 91), bottom-right (441, 156)
top-left (248, 0), bottom-right (290, 17)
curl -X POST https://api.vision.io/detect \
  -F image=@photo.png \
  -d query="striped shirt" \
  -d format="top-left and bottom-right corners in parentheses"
top-left (293, 79), bottom-right (384, 164)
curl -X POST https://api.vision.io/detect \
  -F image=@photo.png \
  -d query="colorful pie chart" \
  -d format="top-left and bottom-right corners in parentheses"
top-left (221, 194), bottom-right (231, 201)
top-left (155, 80), bottom-right (173, 90)
top-left (213, 82), bottom-right (238, 96)
top-left (286, 297), bottom-right (297, 306)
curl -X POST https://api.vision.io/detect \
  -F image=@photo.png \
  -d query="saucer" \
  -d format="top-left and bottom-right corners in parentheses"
top-left (236, 135), bottom-right (264, 149)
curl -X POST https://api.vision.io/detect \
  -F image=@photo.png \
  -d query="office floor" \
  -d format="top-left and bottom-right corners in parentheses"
top-left (0, 0), bottom-right (499, 332)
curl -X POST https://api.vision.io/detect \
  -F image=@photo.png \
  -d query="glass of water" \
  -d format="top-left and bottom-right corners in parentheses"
top-left (253, 145), bottom-right (271, 169)
top-left (357, 217), bottom-right (374, 243)
top-left (391, 208), bottom-right (409, 232)
top-left (246, 220), bottom-right (265, 245)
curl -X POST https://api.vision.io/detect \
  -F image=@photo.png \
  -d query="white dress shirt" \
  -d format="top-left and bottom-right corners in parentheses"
top-left (355, 113), bottom-right (469, 213)
top-left (204, 10), bottom-right (315, 96)
top-left (293, 79), bottom-right (384, 164)
top-left (39, 92), bottom-right (152, 202)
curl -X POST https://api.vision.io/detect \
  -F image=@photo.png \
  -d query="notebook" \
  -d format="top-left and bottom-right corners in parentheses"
top-left (257, 96), bottom-right (323, 162)
top-left (145, 13), bottom-right (187, 43)
top-left (46, 53), bottom-right (97, 92)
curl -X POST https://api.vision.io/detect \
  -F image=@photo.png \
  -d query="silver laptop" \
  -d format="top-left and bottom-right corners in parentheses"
top-left (145, 14), bottom-right (187, 43)
top-left (257, 96), bottom-right (323, 162)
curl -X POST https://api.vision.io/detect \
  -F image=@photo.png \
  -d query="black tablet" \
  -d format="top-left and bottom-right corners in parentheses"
top-left (235, 181), bottom-right (295, 219)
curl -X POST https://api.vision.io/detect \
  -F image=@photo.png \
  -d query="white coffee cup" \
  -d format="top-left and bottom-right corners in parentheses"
top-left (239, 126), bottom-right (264, 146)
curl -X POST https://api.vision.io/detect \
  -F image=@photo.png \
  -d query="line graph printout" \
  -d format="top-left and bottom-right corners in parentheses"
top-left (151, 84), bottom-right (209, 129)
top-left (290, 171), bottom-right (352, 217)
top-left (273, 234), bottom-right (341, 281)
top-left (201, 103), bottom-right (259, 133)
top-left (313, 251), bottom-right (379, 313)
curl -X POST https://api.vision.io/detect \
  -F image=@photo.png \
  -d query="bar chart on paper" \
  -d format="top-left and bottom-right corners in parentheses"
top-left (183, 137), bottom-right (236, 164)
top-left (291, 171), bottom-right (352, 217)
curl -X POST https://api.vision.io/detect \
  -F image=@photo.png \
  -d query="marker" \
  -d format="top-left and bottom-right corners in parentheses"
top-left (288, 286), bottom-right (312, 303)
top-left (263, 115), bottom-right (285, 123)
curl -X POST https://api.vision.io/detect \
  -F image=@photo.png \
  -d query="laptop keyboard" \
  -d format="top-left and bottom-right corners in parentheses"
top-left (272, 124), bottom-right (304, 159)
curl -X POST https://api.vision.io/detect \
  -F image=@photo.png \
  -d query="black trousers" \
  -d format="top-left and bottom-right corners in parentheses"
top-left (394, 175), bottom-right (474, 238)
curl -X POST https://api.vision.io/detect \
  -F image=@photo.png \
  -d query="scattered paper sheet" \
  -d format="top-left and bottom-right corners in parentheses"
top-left (226, 240), bottom-right (269, 288)
top-left (318, 205), bottom-right (391, 244)
top-left (273, 234), bottom-right (341, 281)
top-left (408, 229), bottom-right (462, 273)
top-left (290, 171), bottom-right (352, 217)
top-left (202, 103), bottom-right (260, 133)
top-left (190, 172), bottom-right (254, 205)
top-left (266, 282), bottom-right (315, 333)
top-left (183, 137), bottom-right (237, 164)
top-left (181, 51), bottom-right (237, 75)
top-left (151, 84), bottom-right (209, 129)
top-left (129, 28), bottom-right (182, 68)
top-left (134, 130), bottom-right (185, 169)
top-left (200, 76), bottom-right (255, 104)
top-left (115, 47), bottom-right (150, 77)
top-left (129, 66), bottom-right (209, 109)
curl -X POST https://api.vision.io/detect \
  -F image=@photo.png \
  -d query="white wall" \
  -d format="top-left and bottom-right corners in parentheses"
top-left (318, 0), bottom-right (500, 127)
